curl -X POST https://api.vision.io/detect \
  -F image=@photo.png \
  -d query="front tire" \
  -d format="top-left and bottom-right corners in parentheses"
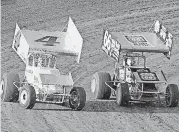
top-left (1, 73), bottom-right (19, 102)
top-left (116, 83), bottom-right (130, 106)
top-left (91, 72), bottom-right (111, 99)
top-left (69, 87), bottom-right (86, 111)
top-left (165, 84), bottom-right (178, 107)
top-left (19, 85), bottom-right (36, 109)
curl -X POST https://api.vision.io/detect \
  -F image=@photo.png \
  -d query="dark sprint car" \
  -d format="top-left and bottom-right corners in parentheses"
top-left (91, 20), bottom-right (178, 107)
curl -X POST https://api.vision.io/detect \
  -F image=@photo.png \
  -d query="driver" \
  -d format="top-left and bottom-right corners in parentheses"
top-left (124, 57), bottom-right (135, 67)
top-left (124, 57), bottom-right (135, 83)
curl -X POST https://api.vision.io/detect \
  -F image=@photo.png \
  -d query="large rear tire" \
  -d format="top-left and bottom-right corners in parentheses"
top-left (91, 72), bottom-right (111, 99)
top-left (19, 85), bottom-right (36, 109)
top-left (116, 83), bottom-right (130, 106)
top-left (69, 87), bottom-right (86, 111)
top-left (1, 73), bottom-right (20, 102)
top-left (165, 84), bottom-right (178, 107)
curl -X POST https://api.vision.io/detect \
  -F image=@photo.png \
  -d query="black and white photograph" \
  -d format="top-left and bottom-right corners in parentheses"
top-left (1, 0), bottom-right (179, 132)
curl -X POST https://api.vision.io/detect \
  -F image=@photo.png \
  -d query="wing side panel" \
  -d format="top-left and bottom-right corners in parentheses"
top-left (65, 17), bottom-right (83, 63)
top-left (12, 23), bottom-right (29, 64)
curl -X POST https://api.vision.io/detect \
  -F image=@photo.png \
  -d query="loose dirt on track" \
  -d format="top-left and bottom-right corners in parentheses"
top-left (1, 0), bottom-right (179, 132)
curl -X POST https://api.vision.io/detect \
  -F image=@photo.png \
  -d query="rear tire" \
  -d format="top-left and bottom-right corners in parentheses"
top-left (116, 83), bottom-right (130, 106)
top-left (1, 73), bottom-right (20, 102)
top-left (69, 87), bottom-right (86, 111)
top-left (165, 84), bottom-right (178, 107)
top-left (91, 72), bottom-right (111, 99)
top-left (19, 85), bottom-right (36, 109)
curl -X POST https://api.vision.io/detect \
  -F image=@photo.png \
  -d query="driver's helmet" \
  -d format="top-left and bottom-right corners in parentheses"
top-left (124, 57), bottom-right (135, 66)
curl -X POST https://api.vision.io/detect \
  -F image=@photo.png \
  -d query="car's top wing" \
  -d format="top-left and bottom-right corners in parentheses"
top-left (12, 17), bottom-right (83, 64)
top-left (102, 20), bottom-right (173, 61)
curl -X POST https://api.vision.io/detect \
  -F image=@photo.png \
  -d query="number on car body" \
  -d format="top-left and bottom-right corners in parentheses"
top-left (102, 30), bottom-right (121, 61)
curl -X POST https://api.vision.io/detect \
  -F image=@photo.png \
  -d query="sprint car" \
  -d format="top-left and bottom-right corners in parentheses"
top-left (1, 17), bottom-right (86, 110)
top-left (91, 20), bottom-right (178, 107)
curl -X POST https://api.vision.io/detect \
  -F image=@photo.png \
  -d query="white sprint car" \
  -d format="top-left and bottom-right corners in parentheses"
top-left (1, 17), bottom-right (86, 110)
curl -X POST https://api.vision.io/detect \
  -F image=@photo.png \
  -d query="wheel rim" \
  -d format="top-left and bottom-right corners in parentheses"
top-left (91, 78), bottom-right (96, 93)
top-left (20, 89), bottom-right (28, 105)
top-left (130, 83), bottom-right (142, 100)
top-left (70, 91), bottom-right (80, 107)
top-left (0, 80), bottom-right (4, 98)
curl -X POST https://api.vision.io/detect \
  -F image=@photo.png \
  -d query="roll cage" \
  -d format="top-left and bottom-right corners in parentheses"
top-left (114, 52), bottom-right (147, 76)
top-left (27, 53), bottom-right (56, 68)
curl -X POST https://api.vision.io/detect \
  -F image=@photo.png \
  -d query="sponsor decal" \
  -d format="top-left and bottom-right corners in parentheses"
top-left (102, 30), bottom-right (121, 61)
top-left (154, 20), bottom-right (173, 59)
top-left (138, 72), bottom-right (159, 81)
top-left (125, 35), bottom-right (151, 47)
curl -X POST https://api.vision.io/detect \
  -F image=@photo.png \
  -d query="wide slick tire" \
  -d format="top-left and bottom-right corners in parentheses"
top-left (1, 73), bottom-right (20, 102)
top-left (165, 84), bottom-right (178, 107)
top-left (116, 83), bottom-right (130, 106)
top-left (69, 87), bottom-right (86, 111)
top-left (19, 85), bottom-right (36, 109)
top-left (91, 72), bottom-right (111, 99)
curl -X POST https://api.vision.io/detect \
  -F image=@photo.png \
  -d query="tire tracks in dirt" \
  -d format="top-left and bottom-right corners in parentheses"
top-left (79, 5), bottom-right (179, 28)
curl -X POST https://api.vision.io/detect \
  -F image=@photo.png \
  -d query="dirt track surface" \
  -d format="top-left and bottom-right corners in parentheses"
top-left (1, 0), bottom-right (179, 132)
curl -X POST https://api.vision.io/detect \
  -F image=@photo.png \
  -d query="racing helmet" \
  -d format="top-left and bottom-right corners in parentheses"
top-left (124, 57), bottom-right (135, 66)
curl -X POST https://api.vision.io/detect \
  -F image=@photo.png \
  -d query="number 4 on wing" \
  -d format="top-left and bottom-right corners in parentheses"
top-left (35, 36), bottom-right (60, 46)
